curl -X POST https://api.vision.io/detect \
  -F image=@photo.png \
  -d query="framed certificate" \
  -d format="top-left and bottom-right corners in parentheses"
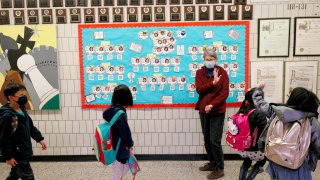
top-left (251, 61), bottom-right (284, 103)
top-left (258, 18), bottom-right (290, 57)
top-left (284, 61), bottom-right (318, 102)
top-left (294, 17), bottom-right (320, 56)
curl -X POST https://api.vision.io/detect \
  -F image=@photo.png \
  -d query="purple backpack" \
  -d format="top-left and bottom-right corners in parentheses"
top-left (226, 109), bottom-right (257, 151)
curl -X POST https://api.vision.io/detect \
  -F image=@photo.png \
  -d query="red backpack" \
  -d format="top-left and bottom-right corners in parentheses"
top-left (226, 109), bottom-right (257, 151)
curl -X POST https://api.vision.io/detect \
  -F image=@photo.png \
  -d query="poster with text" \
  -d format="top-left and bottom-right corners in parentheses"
top-left (284, 61), bottom-right (318, 102)
top-left (251, 61), bottom-right (284, 103)
top-left (78, 22), bottom-right (249, 108)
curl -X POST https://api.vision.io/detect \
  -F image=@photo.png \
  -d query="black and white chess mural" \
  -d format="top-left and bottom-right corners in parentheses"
top-left (0, 25), bottom-right (60, 110)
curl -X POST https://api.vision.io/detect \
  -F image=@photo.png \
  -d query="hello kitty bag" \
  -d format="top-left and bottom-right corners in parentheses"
top-left (226, 109), bottom-right (257, 151)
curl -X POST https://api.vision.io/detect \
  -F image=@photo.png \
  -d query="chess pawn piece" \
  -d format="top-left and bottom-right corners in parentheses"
top-left (17, 54), bottom-right (59, 109)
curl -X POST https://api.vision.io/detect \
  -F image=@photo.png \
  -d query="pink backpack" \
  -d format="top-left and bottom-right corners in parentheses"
top-left (226, 109), bottom-right (257, 151)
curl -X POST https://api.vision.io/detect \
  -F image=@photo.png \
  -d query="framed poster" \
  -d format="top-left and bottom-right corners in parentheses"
top-left (251, 61), bottom-right (284, 103)
top-left (294, 17), bottom-right (320, 56)
top-left (284, 61), bottom-right (318, 102)
top-left (78, 21), bottom-right (249, 108)
top-left (258, 18), bottom-right (290, 57)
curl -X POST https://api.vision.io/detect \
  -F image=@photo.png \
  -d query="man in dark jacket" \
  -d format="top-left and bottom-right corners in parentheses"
top-left (0, 83), bottom-right (47, 180)
top-left (195, 49), bottom-right (229, 180)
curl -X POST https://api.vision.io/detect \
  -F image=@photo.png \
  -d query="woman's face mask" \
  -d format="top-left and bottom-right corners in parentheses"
top-left (204, 55), bottom-right (217, 69)
top-left (204, 61), bottom-right (215, 69)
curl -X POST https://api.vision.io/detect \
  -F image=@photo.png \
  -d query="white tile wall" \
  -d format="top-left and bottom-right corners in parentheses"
top-left (8, 1), bottom-right (317, 156)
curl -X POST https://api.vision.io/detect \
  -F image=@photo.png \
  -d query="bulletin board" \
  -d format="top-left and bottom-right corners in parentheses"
top-left (78, 22), bottom-right (249, 108)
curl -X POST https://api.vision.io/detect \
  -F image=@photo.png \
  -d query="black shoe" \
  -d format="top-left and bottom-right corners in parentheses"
top-left (239, 165), bottom-right (249, 180)
top-left (246, 165), bottom-right (261, 180)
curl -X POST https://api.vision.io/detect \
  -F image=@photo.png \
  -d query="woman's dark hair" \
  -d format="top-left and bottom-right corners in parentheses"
top-left (286, 87), bottom-right (320, 116)
top-left (4, 83), bottom-right (26, 100)
top-left (111, 84), bottom-right (133, 107)
top-left (238, 88), bottom-right (262, 114)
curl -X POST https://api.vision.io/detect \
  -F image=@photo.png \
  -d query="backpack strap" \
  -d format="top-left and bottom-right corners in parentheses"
top-left (251, 127), bottom-right (258, 147)
top-left (109, 110), bottom-right (125, 126)
top-left (108, 110), bottom-right (125, 154)
top-left (247, 109), bottom-right (256, 116)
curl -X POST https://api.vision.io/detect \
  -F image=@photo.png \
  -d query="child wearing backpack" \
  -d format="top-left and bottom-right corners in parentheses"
top-left (227, 88), bottom-right (267, 180)
top-left (253, 84), bottom-right (320, 180)
top-left (103, 84), bottom-right (134, 180)
top-left (0, 83), bottom-right (47, 179)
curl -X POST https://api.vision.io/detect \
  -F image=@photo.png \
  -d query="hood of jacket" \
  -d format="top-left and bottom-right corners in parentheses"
top-left (0, 103), bottom-right (16, 117)
top-left (271, 105), bottom-right (316, 123)
top-left (103, 105), bottom-right (126, 123)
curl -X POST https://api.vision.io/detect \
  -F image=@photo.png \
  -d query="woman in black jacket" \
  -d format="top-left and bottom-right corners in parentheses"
top-left (237, 88), bottom-right (267, 180)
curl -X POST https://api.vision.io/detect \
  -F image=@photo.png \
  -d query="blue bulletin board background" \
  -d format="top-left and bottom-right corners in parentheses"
top-left (78, 22), bottom-right (249, 108)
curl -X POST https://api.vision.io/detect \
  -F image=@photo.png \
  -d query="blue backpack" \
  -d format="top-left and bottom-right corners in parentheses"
top-left (93, 110), bottom-right (124, 165)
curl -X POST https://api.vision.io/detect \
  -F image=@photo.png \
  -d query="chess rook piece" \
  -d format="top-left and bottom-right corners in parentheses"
top-left (17, 54), bottom-right (59, 109)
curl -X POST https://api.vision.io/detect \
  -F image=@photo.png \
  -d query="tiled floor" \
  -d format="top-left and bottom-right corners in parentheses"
top-left (1, 161), bottom-right (320, 180)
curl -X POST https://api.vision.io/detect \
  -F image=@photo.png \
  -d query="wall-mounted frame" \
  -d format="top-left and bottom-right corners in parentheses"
top-left (0, 10), bottom-right (10, 25)
top-left (113, 7), bottom-right (123, 22)
top-left (27, 0), bottom-right (37, 8)
top-left (117, 0), bottom-right (127, 6)
top-left (65, 0), bottom-right (75, 6)
top-left (251, 61), bottom-right (284, 103)
top-left (242, 5), bottom-right (253, 20)
top-left (52, 0), bottom-right (63, 7)
top-left (284, 61), bottom-right (318, 102)
top-left (91, 0), bottom-right (101, 6)
top-left (127, 7), bottom-right (138, 22)
top-left (14, 0), bottom-right (24, 8)
top-left (208, 0), bottom-right (218, 4)
top-left (221, 0), bottom-right (231, 2)
top-left (294, 17), bottom-right (320, 56)
top-left (143, 0), bottom-right (153, 5)
top-left (129, 0), bottom-right (139, 5)
top-left (154, 6), bottom-right (165, 22)
top-left (182, 0), bottom-right (192, 4)
top-left (104, 0), bottom-right (114, 5)
top-left (42, 9), bottom-right (52, 24)
top-left (98, 8), bottom-right (109, 23)
top-left (156, 0), bottom-right (165, 5)
top-left (70, 8), bottom-right (81, 23)
top-left (199, 6), bottom-right (209, 21)
top-left (169, 0), bottom-right (179, 5)
top-left (196, 0), bottom-right (206, 4)
top-left (1, 0), bottom-right (12, 8)
top-left (28, 9), bottom-right (39, 24)
top-left (141, 7), bottom-right (152, 22)
top-left (84, 8), bottom-right (95, 23)
top-left (228, 5), bottom-right (239, 20)
top-left (40, 0), bottom-right (50, 7)
top-left (170, 6), bottom-right (181, 21)
top-left (234, 0), bottom-right (246, 5)
top-left (56, 9), bottom-right (67, 24)
top-left (258, 18), bottom-right (290, 57)
top-left (213, 5), bottom-right (224, 20)
top-left (14, 10), bottom-right (25, 24)
top-left (77, 0), bottom-right (87, 6)
top-left (184, 6), bottom-right (195, 21)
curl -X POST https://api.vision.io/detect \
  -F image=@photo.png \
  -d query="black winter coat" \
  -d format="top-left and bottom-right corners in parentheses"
top-left (0, 103), bottom-right (44, 160)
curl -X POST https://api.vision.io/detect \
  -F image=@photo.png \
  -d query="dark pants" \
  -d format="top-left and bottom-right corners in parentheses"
top-left (6, 160), bottom-right (34, 180)
top-left (200, 112), bottom-right (225, 169)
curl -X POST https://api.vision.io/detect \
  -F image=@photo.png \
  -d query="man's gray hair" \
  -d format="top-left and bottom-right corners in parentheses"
top-left (203, 48), bottom-right (218, 60)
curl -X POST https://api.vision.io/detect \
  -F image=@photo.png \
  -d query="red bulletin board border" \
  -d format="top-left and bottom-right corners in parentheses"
top-left (78, 21), bottom-right (250, 109)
